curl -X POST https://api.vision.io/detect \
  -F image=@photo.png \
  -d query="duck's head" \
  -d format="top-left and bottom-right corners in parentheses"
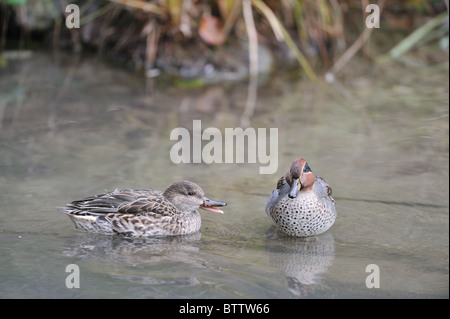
top-left (163, 180), bottom-right (227, 214)
top-left (285, 158), bottom-right (315, 198)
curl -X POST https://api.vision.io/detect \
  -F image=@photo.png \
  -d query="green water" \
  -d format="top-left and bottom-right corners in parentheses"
top-left (0, 51), bottom-right (448, 298)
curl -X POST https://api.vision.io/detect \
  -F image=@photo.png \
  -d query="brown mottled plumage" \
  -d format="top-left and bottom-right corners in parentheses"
top-left (58, 181), bottom-right (226, 237)
top-left (265, 158), bottom-right (336, 237)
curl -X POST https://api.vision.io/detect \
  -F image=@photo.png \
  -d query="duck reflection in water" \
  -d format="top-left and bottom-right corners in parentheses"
top-left (265, 229), bottom-right (335, 297)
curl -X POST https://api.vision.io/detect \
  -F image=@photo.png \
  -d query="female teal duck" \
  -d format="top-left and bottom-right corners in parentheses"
top-left (58, 180), bottom-right (226, 237)
top-left (265, 158), bottom-right (336, 237)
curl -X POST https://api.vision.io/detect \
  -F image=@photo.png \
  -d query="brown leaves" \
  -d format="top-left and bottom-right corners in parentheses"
top-left (199, 15), bottom-right (227, 46)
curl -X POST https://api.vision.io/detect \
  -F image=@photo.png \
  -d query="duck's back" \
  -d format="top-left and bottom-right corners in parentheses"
top-left (64, 188), bottom-right (162, 215)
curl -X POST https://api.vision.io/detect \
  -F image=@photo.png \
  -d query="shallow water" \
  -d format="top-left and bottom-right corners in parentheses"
top-left (0, 51), bottom-right (448, 298)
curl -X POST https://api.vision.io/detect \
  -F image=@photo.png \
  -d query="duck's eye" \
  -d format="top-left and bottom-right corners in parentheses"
top-left (303, 163), bottom-right (311, 173)
top-left (187, 191), bottom-right (196, 196)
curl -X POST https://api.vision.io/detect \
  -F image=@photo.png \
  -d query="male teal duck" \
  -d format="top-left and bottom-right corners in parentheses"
top-left (58, 180), bottom-right (227, 237)
top-left (265, 158), bottom-right (336, 237)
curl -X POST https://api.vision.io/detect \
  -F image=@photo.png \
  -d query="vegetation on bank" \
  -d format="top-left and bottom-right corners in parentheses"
top-left (0, 0), bottom-right (448, 82)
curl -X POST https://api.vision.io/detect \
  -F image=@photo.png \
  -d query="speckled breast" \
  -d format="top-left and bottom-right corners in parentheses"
top-left (269, 191), bottom-right (336, 237)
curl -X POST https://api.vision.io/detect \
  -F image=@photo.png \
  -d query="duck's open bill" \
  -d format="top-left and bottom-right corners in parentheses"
top-left (201, 198), bottom-right (227, 214)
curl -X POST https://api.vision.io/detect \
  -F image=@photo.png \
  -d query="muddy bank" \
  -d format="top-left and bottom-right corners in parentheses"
top-left (0, 0), bottom-right (448, 83)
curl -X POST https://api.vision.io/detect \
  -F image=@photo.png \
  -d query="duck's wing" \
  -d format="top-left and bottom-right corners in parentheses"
top-left (315, 176), bottom-right (335, 203)
top-left (117, 195), bottom-right (178, 216)
top-left (265, 175), bottom-right (287, 213)
top-left (273, 175), bottom-right (288, 191)
top-left (108, 196), bottom-right (181, 236)
top-left (58, 188), bottom-right (163, 215)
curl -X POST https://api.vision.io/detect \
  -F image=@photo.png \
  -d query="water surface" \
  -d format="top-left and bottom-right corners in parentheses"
top-left (0, 51), bottom-right (448, 298)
